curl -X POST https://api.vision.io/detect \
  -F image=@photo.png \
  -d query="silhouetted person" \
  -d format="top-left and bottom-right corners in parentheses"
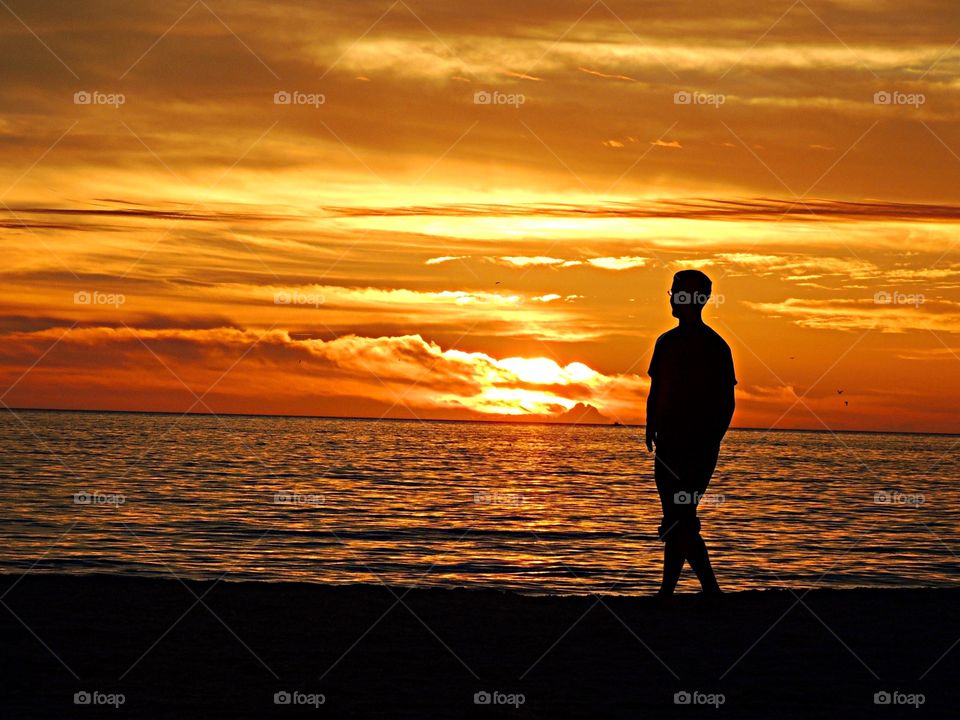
top-left (645, 270), bottom-right (736, 598)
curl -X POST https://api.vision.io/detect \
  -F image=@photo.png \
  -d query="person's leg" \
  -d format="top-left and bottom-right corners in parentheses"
top-left (686, 532), bottom-right (721, 594)
top-left (654, 446), bottom-right (686, 596)
top-left (658, 527), bottom-right (685, 596)
top-left (687, 443), bottom-right (722, 594)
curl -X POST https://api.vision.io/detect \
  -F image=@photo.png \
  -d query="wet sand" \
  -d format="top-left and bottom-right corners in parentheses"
top-left (2, 574), bottom-right (956, 718)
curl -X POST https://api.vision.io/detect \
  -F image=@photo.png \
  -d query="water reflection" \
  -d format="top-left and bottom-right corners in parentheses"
top-left (1, 410), bottom-right (958, 594)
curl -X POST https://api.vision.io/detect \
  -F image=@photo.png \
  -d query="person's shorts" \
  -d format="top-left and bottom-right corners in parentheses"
top-left (654, 440), bottom-right (720, 540)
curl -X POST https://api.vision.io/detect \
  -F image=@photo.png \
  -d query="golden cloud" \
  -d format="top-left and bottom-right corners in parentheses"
top-left (0, 326), bottom-right (649, 421)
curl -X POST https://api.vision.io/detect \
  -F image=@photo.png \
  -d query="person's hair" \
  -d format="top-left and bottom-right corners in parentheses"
top-left (672, 270), bottom-right (712, 305)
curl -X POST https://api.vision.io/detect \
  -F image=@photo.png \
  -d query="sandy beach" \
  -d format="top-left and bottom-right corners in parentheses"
top-left (2, 573), bottom-right (956, 718)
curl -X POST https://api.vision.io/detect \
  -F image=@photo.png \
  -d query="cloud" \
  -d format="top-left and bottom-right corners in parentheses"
top-left (0, 326), bottom-right (649, 420)
top-left (321, 197), bottom-right (960, 223)
top-left (532, 294), bottom-right (581, 303)
top-left (579, 67), bottom-right (636, 82)
top-left (745, 297), bottom-right (960, 333)
top-left (586, 256), bottom-right (649, 271)
top-left (494, 256), bottom-right (568, 267)
top-left (469, 255), bottom-right (652, 271)
top-left (501, 70), bottom-right (542, 81)
top-left (3, 1), bottom-right (960, 213)
top-left (682, 252), bottom-right (878, 280)
top-left (676, 252), bottom-right (960, 289)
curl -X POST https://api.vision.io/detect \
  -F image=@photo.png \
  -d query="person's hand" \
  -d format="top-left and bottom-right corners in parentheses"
top-left (645, 427), bottom-right (656, 452)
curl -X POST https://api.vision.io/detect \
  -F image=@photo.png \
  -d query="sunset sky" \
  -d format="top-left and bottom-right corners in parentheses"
top-left (2, 0), bottom-right (960, 432)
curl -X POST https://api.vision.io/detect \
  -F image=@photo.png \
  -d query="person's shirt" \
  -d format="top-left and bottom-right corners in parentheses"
top-left (648, 322), bottom-right (736, 443)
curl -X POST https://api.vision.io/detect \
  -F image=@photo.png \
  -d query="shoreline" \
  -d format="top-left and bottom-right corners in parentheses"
top-left (2, 573), bottom-right (957, 718)
top-left (0, 568), bottom-right (951, 597)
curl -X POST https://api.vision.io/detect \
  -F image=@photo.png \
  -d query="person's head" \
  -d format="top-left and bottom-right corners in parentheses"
top-left (669, 269), bottom-right (712, 321)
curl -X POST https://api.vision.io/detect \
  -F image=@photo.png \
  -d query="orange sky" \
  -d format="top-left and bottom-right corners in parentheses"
top-left (2, 0), bottom-right (960, 432)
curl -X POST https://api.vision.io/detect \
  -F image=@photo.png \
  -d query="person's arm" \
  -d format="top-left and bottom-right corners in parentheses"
top-left (715, 382), bottom-right (735, 444)
top-left (712, 344), bottom-right (736, 444)
top-left (645, 378), bottom-right (659, 452)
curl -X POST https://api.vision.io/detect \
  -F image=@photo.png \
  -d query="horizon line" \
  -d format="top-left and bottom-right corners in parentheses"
top-left (4, 406), bottom-right (957, 438)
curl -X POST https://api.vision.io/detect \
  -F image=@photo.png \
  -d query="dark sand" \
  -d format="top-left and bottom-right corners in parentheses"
top-left (2, 574), bottom-right (957, 718)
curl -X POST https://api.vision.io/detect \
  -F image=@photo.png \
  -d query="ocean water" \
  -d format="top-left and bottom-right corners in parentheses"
top-left (2, 410), bottom-right (958, 595)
